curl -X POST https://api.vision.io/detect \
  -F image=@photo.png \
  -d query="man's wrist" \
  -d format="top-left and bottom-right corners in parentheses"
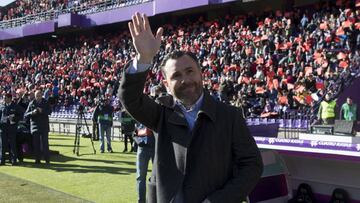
top-left (128, 58), bottom-right (151, 74)
top-left (136, 54), bottom-right (153, 64)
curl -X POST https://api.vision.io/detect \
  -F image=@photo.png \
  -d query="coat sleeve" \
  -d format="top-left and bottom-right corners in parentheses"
top-left (14, 104), bottom-right (24, 123)
top-left (24, 101), bottom-right (34, 119)
top-left (205, 109), bottom-right (263, 203)
top-left (117, 62), bottom-right (162, 132)
top-left (42, 100), bottom-right (52, 116)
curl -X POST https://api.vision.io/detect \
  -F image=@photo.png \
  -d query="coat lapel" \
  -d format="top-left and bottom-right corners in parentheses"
top-left (166, 91), bottom-right (218, 175)
top-left (197, 91), bottom-right (217, 123)
top-left (168, 108), bottom-right (188, 127)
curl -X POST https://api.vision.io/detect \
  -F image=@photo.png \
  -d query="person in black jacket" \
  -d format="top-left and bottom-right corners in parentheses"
top-left (0, 93), bottom-right (23, 165)
top-left (24, 90), bottom-right (52, 164)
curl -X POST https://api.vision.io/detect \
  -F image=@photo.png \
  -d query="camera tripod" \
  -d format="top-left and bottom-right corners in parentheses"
top-left (73, 110), bottom-right (96, 156)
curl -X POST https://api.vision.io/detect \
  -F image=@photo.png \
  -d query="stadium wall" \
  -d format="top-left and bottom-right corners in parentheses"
top-left (0, 0), bottom-right (214, 41)
top-left (230, 0), bottom-right (285, 14)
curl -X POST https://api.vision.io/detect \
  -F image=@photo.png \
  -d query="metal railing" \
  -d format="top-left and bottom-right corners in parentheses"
top-left (0, 0), bottom-right (152, 29)
top-left (49, 117), bottom-right (124, 140)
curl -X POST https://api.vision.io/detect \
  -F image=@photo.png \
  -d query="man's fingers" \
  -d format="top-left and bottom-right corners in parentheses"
top-left (135, 12), bottom-right (143, 32)
top-left (155, 27), bottom-right (164, 41)
top-left (129, 12), bottom-right (162, 60)
top-left (143, 14), bottom-right (151, 32)
top-left (128, 22), bottom-right (135, 38)
top-left (132, 15), bottom-right (140, 34)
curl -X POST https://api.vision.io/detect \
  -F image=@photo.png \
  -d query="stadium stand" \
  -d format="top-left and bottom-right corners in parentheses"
top-left (1, 1), bottom-right (360, 201)
top-left (0, 0), bottom-right (152, 29)
top-left (0, 0), bottom-right (359, 123)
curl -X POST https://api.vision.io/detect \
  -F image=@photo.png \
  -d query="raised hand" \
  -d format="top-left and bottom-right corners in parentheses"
top-left (128, 12), bottom-right (163, 64)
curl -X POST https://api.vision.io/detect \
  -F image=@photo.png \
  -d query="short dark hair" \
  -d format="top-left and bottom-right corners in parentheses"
top-left (160, 50), bottom-right (200, 78)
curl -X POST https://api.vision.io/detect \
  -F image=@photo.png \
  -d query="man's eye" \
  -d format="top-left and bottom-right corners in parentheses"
top-left (171, 74), bottom-right (180, 79)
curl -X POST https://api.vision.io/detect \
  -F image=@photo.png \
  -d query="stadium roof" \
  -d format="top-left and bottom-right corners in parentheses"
top-left (0, 0), bottom-right (15, 7)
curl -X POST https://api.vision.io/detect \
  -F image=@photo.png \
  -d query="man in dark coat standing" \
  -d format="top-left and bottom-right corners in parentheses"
top-left (0, 93), bottom-right (23, 165)
top-left (24, 90), bottom-right (52, 164)
top-left (118, 13), bottom-right (263, 203)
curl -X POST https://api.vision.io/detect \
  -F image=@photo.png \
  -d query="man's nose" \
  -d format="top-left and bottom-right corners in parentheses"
top-left (181, 76), bottom-right (191, 84)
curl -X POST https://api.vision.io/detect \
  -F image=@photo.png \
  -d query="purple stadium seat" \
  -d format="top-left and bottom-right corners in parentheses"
top-left (294, 119), bottom-right (302, 129)
top-left (269, 119), bottom-right (276, 124)
top-left (278, 119), bottom-right (285, 128)
top-left (301, 120), bottom-right (309, 129)
top-left (285, 119), bottom-right (291, 128)
top-left (254, 118), bottom-right (260, 125)
top-left (246, 119), bottom-right (253, 125)
top-left (260, 118), bottom-right (268, 124)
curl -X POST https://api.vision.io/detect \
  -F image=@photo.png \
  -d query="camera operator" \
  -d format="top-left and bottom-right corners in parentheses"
top-left (24, 90), bottom-right (52, 164)
top-left (92, 96), bottom-right (114, 153)
top-left (0, 93), bottom-right (25, 165)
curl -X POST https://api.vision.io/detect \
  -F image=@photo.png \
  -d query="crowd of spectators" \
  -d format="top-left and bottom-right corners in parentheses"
top-left (0, 0), bottom-right (150, 22)
top-left (0, 0), bottom-right (70, 21)
top-left (0, 0), bottom-right (360, 119)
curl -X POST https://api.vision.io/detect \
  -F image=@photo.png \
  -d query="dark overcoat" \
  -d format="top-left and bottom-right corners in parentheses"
top-left (118, 65), bottom-right (263, 203)
top-left (24, 98), bottom-right (51, 134)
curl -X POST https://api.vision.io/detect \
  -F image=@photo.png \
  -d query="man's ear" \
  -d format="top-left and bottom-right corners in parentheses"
top-left (162, 79), bottom-right (171, 94)
top-left (162, 79), bottom-right (168, 88)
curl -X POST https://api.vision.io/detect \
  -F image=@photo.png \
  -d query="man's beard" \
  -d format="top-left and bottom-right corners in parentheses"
top-left (174, 82), bottom-right (203, 105)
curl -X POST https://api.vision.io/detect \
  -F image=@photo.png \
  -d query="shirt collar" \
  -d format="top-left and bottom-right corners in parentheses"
top-left (175, 93), bottom-right (204, 113)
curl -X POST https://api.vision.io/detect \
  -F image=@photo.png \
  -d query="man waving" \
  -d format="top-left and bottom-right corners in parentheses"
top-left (118, 12), bottom-right (263, 203)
